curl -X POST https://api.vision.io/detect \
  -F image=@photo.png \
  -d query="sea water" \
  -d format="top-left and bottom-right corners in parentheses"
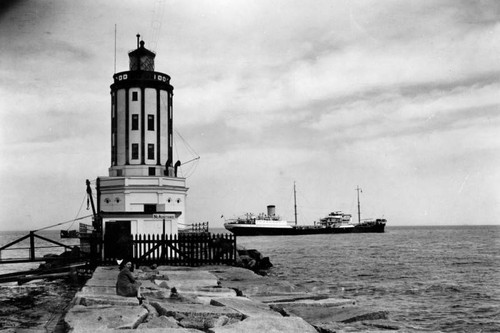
top-left (237, 225), bottom-right (500, 332)
top-left (1, 226), bottom-right (498, 332)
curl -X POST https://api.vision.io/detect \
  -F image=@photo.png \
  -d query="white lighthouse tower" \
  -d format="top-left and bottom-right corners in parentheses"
top-left (97, 35), bottom-right (188, 259)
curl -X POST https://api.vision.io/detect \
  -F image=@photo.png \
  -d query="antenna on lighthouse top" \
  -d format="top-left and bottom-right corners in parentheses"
top-left (114, 24), bottom-right (117, 74)
top-left (136, 34), bottom-right (140, 48)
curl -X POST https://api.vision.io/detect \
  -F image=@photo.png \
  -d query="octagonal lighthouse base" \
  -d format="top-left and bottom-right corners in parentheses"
top-left (98, 175), bottom-right (188, 236)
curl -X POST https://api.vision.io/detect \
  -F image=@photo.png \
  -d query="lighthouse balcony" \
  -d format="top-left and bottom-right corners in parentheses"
top-left (112, 70), bottom-right (171, 85)
top-left (99, 176), bottom-right (187, 191)
top-left (109, 165), bottom-right (178, 177)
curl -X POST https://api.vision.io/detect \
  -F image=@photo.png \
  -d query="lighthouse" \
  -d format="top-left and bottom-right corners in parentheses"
top-left (97, 35), bottom-right (188, 259)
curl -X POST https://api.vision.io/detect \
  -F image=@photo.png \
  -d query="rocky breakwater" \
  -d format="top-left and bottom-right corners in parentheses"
top-left (234, 245), bottom-right (272, 275)
top-left (64, 264), bottom-right (398, 333)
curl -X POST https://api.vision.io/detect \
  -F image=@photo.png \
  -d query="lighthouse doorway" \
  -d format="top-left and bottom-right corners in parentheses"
top-left (104, 221), bottom-right (132, 261)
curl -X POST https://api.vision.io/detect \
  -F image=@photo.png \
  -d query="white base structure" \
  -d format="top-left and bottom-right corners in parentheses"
top-left (99, 176), bottom-right (187, 233)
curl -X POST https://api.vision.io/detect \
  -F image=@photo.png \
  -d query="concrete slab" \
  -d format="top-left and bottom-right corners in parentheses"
top-left (84, 278), bottom-right (117, 287)
top-left (255, 293), bottom-right (331, 303)
top-left (154, 279), bottom-right (170, 288)
top-left (60, 329), bottom-right (203, 333)
top-left (176, 286), bottom-right (237, 298)
top-left (218, 279), bottom-right (304, 297)
top-left (135, 328), bottom-right (204, 332)
top-left (64, 305), bottom-right (148, 331)
top-left (150, 301), bottom-right (244, 322)
top-left (280, 304), bottom-right (389, 324)
top-left (80, 285), bottom-right (116, 294)
top-left (194, 296), bottom-right (213, 305)
top-left (210, 297), bottom-right (282, 318)
top-left (154, 279), bottom-right (219, 291)
top-left (204, 266), bottom-right (265, 282)
top-left (136, 315), bottom-right (180, 329)
top-left (81, 281), bottom-right (164, 298)
top-left (268, 297), bottom-right (356, 308)
top-left (160, 270), bottom-right (218, 281)
top-left (74, 293), bottom-right (141, 306)
top-left (173, 315), bottom-right (240, 331)
top-left (141, 280), bottom-right (163, 290)
top-left (156, 266), bottom-right (209, 271)
top-left (136, 270), bottom-right (158, 280)
top-left (207, 316), bottom-right (318, 333)
top-left (142, 289), bottom-right (171, 300)
top-left (88, 266), bottom-right (148, 281)
top-left (89, 266), bottom-right (120, 277)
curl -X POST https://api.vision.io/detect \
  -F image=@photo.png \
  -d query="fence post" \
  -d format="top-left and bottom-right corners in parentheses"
top-left (137, 234), bottom-right (141, 264)
top-left (161, 233), bottom-right (164, 264)
top-left (233, 234), bottom-right (237, 265)
top-left (29, 231), bottom-right (35, 261)
top-left (209, 233), bottom-right (213, 264)
top-left (193, 234), bottom-right (197, 266)
top-left (225, 233), bottom-right (229, 263)
top-left (214, 233), bottom-right (218, 263)
top-left (202, 233), bottom-right (207, 265)
top-left (147, 234), bottom-right (151, 264)
top-left (174, 233), bottom-right (178, 265)
top-left (189, 234), bottom-right (193, 266)
top-left (133, 234), bottom-right (136, 264)
top-left (167, 233), bottom-right (171, 265)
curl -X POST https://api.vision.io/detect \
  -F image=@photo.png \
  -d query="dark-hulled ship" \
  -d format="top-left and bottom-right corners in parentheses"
top-left (224, 185), bottom-right (386, 236)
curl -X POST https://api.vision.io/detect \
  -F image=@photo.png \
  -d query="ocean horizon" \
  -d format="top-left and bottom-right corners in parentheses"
top-left (1, 225), bottom-right (499, 332)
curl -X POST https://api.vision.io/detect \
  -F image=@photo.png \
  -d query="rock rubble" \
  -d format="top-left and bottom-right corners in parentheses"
top-left (64, 265), bottom-right (393, 332)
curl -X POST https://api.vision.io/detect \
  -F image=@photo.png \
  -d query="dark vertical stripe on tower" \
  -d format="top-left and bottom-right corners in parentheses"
top-left (125, 89), bottom-right (130, 165)
top-left (110, 92), bottom-right (115, 166)
top-left (168, 91), bottom-right (173, 164)
top-left (156, 88), bottom-right (161, 165)
top-left (113, 91), bottom-right (118, 165)
top-left (140, 87), bottom-right (145, 164)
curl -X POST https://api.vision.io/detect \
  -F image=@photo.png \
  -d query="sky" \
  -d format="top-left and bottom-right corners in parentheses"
top-left (0, 0), bottom-right (499, 231)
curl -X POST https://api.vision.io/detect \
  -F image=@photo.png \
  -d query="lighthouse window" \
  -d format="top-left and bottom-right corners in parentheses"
top-left (147, 115), bottom-right (154, 131)
top-left (148, 144), bottom-right (154, 160)
top-left (131, 144), bottom-right (139, 160)
top-left (132, 91), bottom-right (138, 101)
top-left (144, 204), bottom-right (156, 213)
top-left (132, 114), bottom-right (139, 130)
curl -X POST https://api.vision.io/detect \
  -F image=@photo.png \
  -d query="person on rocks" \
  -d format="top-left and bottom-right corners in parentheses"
top-left (116, 260), bottom-right (145, 304)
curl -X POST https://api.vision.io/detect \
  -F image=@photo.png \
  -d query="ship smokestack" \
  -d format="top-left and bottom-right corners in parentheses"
top-left (267, 205), bottom-right (276, 216)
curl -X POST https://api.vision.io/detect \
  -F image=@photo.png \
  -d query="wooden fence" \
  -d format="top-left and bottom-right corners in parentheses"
top-left (103, 233), bottom-right (237, 267)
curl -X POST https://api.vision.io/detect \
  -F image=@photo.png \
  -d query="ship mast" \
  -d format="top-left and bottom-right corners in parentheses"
top-left (356, 186), bottom-right (362, 224)
top-left (294, 182), bottom-right (298, 226)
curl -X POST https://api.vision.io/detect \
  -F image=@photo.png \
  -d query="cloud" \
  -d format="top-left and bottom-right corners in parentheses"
top-left (1, 0), bottom-right (500, 230)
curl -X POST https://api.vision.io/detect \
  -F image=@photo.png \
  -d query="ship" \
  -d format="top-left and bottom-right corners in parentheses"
top-left (60, 229), bottom-right (79, 238)
top-left (223, 207), bottom-right (295, 236)
top-left (224, 184), bottom-right (386, 236)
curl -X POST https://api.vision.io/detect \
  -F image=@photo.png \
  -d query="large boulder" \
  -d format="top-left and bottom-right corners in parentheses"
top-left (150, 301), bottom-right (244, 329)
top-left (210, 297), bottom-right (282, 318)
top-left (136, 315), bottom-right (180, 329)
top-left (236, 247), bottom-right (273, 273)
top-left (277, 304), bottom-right (389, 325)
top-left (64, 305), bottom-right (148, 331)
top-left (207, 316), bottom-right (318, 333)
